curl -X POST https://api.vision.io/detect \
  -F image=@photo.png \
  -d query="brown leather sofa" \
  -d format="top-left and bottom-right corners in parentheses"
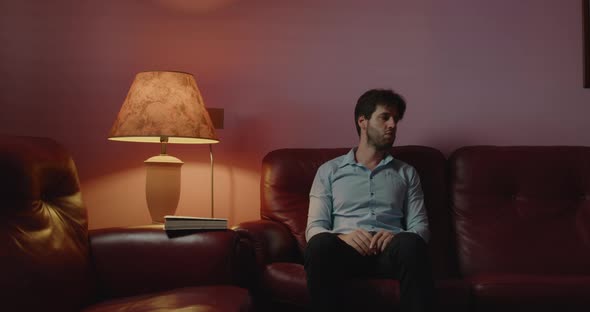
top-left (0, 136), bottom-right (254, 312)
top-left (234, 146), bottom-right (590, 311)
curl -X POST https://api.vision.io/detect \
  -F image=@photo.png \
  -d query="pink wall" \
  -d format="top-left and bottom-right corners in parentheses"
top-left (1, 0), bottom-right (589, 229)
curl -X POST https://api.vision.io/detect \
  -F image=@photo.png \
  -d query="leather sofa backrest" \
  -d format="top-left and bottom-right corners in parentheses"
top-left (260, 146), bottom-right (459, 278)
top-left (0, 136), bottom-right (94, 311)
top-left (450, 146), bottom-right (590, 276)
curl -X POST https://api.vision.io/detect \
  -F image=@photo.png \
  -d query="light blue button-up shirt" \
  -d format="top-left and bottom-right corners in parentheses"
top-left (305, 148), bottom-right (430, 243)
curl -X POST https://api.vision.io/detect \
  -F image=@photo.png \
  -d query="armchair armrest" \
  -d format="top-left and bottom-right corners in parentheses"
top-left (89, 226), bottom-right (245, 299)
top-left (232, 220), bottom-right (299, 268)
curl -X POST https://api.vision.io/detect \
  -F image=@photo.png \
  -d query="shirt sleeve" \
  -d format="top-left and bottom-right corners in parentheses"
top-left (403, 168), bottom-right (430, 242)
top-left (306, 166), bottom-right (333, 242)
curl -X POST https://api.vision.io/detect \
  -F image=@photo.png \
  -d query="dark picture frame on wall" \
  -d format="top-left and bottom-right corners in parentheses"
top-left (585, 0), bottom-right (590, 87)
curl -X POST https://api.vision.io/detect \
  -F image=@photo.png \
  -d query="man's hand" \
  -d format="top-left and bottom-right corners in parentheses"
top-left (370, 230), bottom-right (395, 254)
top-left (337, 229), bottom-right (373, 256)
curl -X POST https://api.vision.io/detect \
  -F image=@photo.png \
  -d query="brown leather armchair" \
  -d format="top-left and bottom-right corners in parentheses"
top-left (233, 147), bottom-right (471, 311)
top-left (0, 136), bottom-right (254, 312)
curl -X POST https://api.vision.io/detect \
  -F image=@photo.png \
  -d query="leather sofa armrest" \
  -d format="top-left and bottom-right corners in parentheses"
top-left (88, 226), bottom-right (245, 300)
top-left (232, 220), bottom-right (299, 268)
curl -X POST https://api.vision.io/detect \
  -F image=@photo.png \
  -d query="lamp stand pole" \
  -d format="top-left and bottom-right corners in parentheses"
top-left (209, 144), bottom-right (214, 218)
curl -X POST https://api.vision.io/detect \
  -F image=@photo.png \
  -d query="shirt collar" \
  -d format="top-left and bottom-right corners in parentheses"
top-left (338, 148), bottom-right (395, 168)
top-left (338, 148), bottom-right (357, 168)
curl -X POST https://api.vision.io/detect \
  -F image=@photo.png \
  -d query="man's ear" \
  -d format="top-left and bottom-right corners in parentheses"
top-left (358, 116), bottom-right (367, 131)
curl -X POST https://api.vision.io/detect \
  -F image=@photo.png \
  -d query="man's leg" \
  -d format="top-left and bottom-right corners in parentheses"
top-left (304, 232), bottom-right (371, 311)
top-left (376, 232), bottom-right (435, 312)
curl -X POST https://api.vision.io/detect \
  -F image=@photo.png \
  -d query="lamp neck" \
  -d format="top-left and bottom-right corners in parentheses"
top-left (160, 136), bottom-right (169, 155)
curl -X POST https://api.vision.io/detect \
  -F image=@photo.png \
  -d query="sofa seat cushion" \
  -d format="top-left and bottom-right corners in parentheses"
top-left (83, 286), bottom-right (252, 312)
top-left (471, 274), bottom-right (590, 305)
top-left (263, 262), bottom-right (470, 308)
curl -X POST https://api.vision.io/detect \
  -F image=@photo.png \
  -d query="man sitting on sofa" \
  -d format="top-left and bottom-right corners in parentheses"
top-left (304, 89), bottom-right (435, 312)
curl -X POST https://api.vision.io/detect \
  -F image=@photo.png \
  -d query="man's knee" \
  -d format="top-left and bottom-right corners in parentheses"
top-left (305, 232), bottom-right (338, 261)
top-left (396, 231), bottom-right (427, 244)
top-left (390, 232), bottom-right (429, 262)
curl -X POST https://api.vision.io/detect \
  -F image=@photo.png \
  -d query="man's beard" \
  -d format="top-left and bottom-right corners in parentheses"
top-left (367, 124), bottom-right (394, 151)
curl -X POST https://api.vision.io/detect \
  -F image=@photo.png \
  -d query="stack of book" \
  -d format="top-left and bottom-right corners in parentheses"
top-left (164, 215), bottom-right (228, 230)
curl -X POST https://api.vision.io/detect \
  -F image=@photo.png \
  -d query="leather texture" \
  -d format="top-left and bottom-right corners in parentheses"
top-left (0, 136), bottom-right (253, 312)
top-left (450, 146), bottom-right (590, 276)
top-left (232, 219), bottom-right (299, 267)
top-left (0, 135), bottom-right (94, 311)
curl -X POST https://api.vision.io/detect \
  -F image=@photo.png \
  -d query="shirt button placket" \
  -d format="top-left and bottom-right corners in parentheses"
top-left (369, 175), bottom-right (373, 202)
top-left (369, 173), bottom-right (375, 218)
top-left (369, 173), bottom-right (374, 197)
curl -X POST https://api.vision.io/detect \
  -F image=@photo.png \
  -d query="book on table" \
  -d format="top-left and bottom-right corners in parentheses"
top-left (164, 215), bottom-right (228, 230)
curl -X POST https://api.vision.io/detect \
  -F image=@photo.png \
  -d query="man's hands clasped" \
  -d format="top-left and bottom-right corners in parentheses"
top-left (337, 229), bottom-right (395, 256)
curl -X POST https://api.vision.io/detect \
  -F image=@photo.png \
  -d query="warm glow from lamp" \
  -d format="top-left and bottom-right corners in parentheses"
top-left (108, 71), bottom-right (221, 223)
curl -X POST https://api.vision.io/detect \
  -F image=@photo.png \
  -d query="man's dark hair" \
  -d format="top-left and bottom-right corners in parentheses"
top-left (354, 89), bottom-right (406, 136)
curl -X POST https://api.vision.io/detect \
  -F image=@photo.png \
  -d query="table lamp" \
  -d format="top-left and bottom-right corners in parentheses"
top-left (108, 71), bottom-right (220, 223)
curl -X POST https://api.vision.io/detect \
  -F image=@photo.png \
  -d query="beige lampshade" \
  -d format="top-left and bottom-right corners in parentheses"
top-left (108, 71), bottom-right (219, 144)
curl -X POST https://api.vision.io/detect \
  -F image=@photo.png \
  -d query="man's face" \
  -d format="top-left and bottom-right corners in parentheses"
top-left (365, 105), bottom-right (399, 151)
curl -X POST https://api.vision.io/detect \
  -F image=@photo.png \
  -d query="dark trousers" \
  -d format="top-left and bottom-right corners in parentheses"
top-left (304, 232), bottom-right (435, 312)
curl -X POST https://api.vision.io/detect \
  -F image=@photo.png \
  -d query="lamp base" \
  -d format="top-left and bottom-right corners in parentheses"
top-left (144, 154), bottom-right (184, 223)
